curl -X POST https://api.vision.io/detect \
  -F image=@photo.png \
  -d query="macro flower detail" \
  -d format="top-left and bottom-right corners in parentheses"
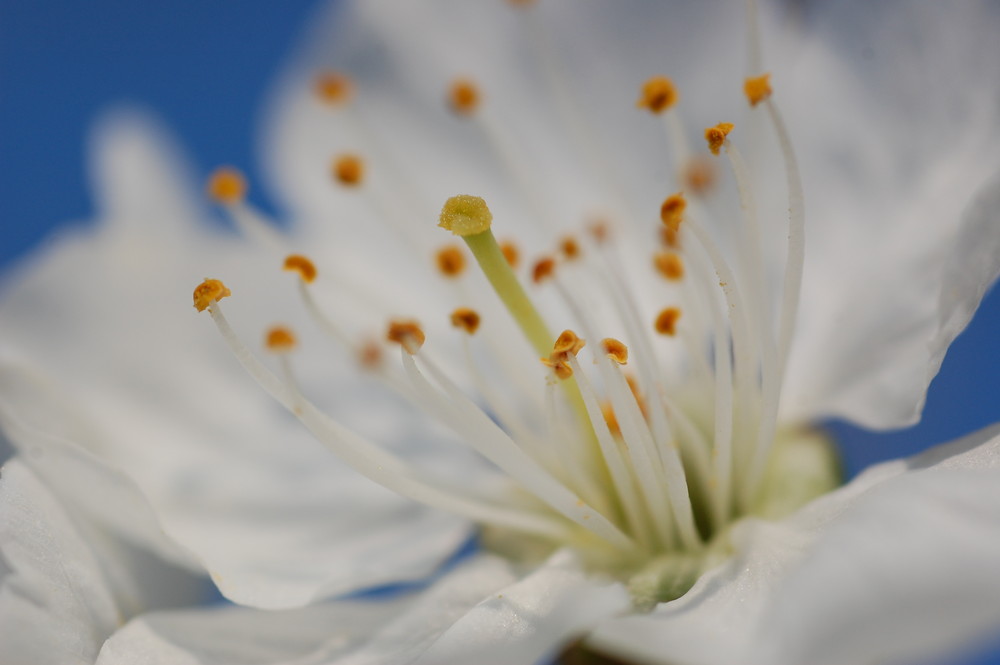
top-left (3, 1), bottom-right (1000, 664)
top-left (192, 50), bottom-right (830, 606)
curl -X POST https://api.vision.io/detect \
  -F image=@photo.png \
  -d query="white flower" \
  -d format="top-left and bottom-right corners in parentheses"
top-left (2, 1), bottom-right (1000, 664)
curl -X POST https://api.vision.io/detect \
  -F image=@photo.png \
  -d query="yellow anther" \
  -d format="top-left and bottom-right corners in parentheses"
top-left (532, 256), bottom-right (556, 284)
top-left (602, 338), bottom-right (629, 365)
top-left (681, 155), bottom-right (717, 195)
top-left (655, 307), bottom-right (682, 336)
top-left (332, 154), bottom-right (365, 187)
top-left (660, 193), bottom-right (687, 233)
top-left (435, 245), bottom-right (467, 278)
top-left (283, 254), bottom-right (318, 283)
top-left (500, 239), bottom-right (521, 269)
top-left (386, 319), bottom-right (426, 354)
top-left (744, 73), bottom-right (772, 107)
top-left (450, 307), bottom-right (482, 335)
top-left (653, 251), bottom-right (684, 281)
top-left (439, 195), bottom-right (493, 237)
top-left (314, 70), bottom-right (354, 105)
top-left (265, 326), bottom-right (297, 353)
top-left (448, 78), bottom-right (481, 116)
top-left (560, 236), bottom-right (581, 261)
top-left (553, 329), bottom-right (586, 355)
top-left (193, 278), bottom-right (231, 312)
top-left (206, 167), bottom-right (247, 205)
top-left (636, 76), bottom-right (678, 114)
top-left (358, 338), bottom-right (383, 369)
top-left (704, 122), bottom-right (734, 156)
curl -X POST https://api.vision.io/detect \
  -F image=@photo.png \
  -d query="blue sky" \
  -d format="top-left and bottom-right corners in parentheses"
top-left (1, 1), bottom-right (999, 662)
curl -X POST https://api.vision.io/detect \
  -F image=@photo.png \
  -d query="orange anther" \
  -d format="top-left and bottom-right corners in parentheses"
top-left (386, 319), bottom-right (426, 354)
top-left (333, 154), bottom-right (365, 186)
top-left (206, 167), bottom-right (247, 205)
top-left (532, 256), bottom-right (556, 284)
top-left (553, 329), bottom-right (585, 355)
top-left (744, 74), bottom-right (772, 107)
top-left (655, 307), bottom-right (682, 336)
top-left (681, 155), bottom-right (717, 195)
top-left (560, 236), bottom-right (581, 261)
top-left (450, 307), bottom-right (481, 335)
top-left (704, 122), bottom-right (734, 156)
top-left (500, 239), bottom-right (521, 269)
top-left (636, 76), bottom-right (678, 114)
top-left (314, 71), bottom-right (354, 105)
top-left (448, 78), bottom-right (481, 116)
top-left (265, 326), bottom-right (297, 353)
top-left (660, 193), bottom-right (687, 232)
top-left (283, 255), bottom-right (318, 283)
top-left (435, 245), bottom-right (467, 278)
top-left (653, 251), bottom-right (684, 281)
top-left (602, 338), bottom-right (629, 365)
top-left (193, 278), bottom-right (231, 312)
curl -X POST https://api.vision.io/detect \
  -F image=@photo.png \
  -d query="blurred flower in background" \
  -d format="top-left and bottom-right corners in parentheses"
top-left (2, 1), bottom-right (1000, 664)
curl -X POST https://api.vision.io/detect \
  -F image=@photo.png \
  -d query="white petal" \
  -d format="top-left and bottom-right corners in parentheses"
top-left (780, 1), bottom-right (1000, 428)
top-left (95, 553), bottom-right (518, 665)
top-left (0, 460), bottom-right (121, 665)
top-left (590, 423), bottom-right (1000, 665)
top-left (95, 601), bottom-right (412, 665)
top-left (0, 113), bottom-right (474, 606)
top-left (416, 549), bottom-right (630, 665)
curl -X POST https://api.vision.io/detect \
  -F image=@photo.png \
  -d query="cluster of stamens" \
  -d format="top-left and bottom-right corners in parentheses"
top-left (194, 2), bottom-right (808, 594)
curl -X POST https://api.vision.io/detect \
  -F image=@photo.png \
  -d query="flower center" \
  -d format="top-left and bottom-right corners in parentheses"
top-left (193, 2), bottom-right (842, 605)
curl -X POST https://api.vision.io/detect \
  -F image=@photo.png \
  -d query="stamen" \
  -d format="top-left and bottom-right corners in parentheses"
top-left (206, 167), bottom-right (247, 205)
top-left (203, 297), bottom-right (572, 541)
top-left (193, 278), bottom-right (231, 312)
top-left (500, 239), bottom-right (521, 269)
top-left (386, 320), bottom-right (426, 355)
top-left (332, 154), bottom-right (365, 187)
top-left (704, 122), bottom-right (734, 156)
top-left (399, 347), bottom-right (633, 549)
top-left (681, 156), bottom-right (717, 196)
top-left (450, 307), bottom-right (481, 335)
top-left (314, 70), bottom-right (354, 106)
top-left (588, 220), bottom-right (611, 244)
top-left (435, 244), bottom-right (467, 278)
top-left (654, 307), bottom-right (682, 336)
top-left (653, 251), bottom-right (684, 281)
top-left (566, 353), bottom-right (656, 549)
top-left (532, 256), bottom-right (556, 284)
top-left (660, 193), bottom-right (686, 233)
top-left (743, 73), bottom-right (772, 107)
top-left (447, 78), bottom-right (481, 116)
top-left (553, 329), bottom-right (586, 355)
top-left (283, 254), bottom-right (318, 283)
top-left (660, 225), bottom-right (680, 248)
top-left (358, 339), bottom-right (383, 369)
top-left (602, 338), bottom-right (629, 365)
top-left (541, 354), bottom-right (574, 381)
top-left (264, 326), bottom-right (297, 353)
top-left (636, 76), bottom-right (678, 114)
top-left (560, 236), bottom-right (582, 261)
